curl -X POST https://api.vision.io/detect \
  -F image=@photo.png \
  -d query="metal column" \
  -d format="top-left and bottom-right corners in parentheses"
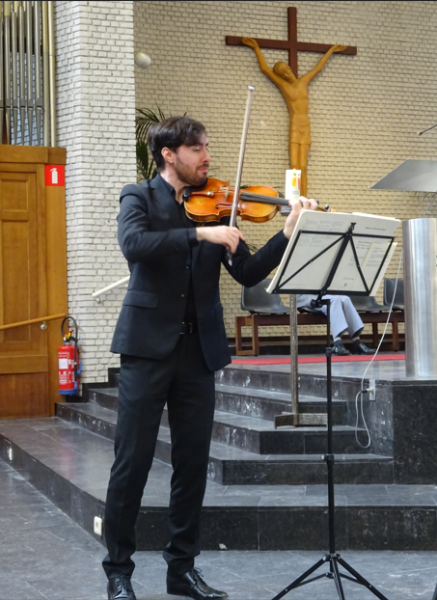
top-left (403, 218), bottom-right (437, 377)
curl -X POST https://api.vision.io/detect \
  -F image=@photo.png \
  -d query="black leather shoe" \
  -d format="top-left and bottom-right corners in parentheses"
top-left (107, 576), bottom-right (136, 600)
top-left (351, 340), bottom-right (375, 355)
top-left (167, 568), bottom-right (228, 599)
top-left (332, 340), bottom-right (350, 356)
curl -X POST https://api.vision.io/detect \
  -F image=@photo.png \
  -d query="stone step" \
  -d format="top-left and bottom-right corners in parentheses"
top-left (56, 402), bottom-right (393, 485)
top-left (86, 388), bottom-right (365, 454)
top-left (215, 383), bottom-right (347, 424)
top-left (1, 416), bottom-right (435, 551)
top-left (155, 425), bottom-right (392, 485)
top-left (159, 408), bottom-right (368, 455)
top-left (102, 363), bottom-right (363, 404)
top-left (216, 365), bottom-right (365, 401)
top-left (88, 387), bottom-right (118, 411)
top-left (88, 384), bottom-right (347, 426)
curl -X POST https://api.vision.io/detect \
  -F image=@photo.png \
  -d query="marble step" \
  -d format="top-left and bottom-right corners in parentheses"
top-left (159, 408), bottom-right (369, 455)
top-left (154, 425), bottom-right (392, 485)
top-left (88, 387), bottom-right (118, 410)
top-left (87, 386), bottom-right (354, 455)
top-left (214, 383), bottom-right (347, 424)
top-left (87, 384), bottom-right (347, 426)
top-left (56, 402), bottom-right (393, 485)
top-left (83, 388), bottom-right (366, 454)
top-left (1, 417), bottom-right (435, 551)
top-left (103, 363), bottom-right (361, 406)
top-left (216, 365), bottom-right (365, 401)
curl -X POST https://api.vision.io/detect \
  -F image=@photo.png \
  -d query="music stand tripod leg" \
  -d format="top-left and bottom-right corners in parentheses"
top-left (336, 555), bottom-right (392, 600)
top-left (270, 299), bottom-right (389, 600)
top-left (331, 554), bottom-right (346, 600)
top-left (271, 557), bottom-right (326, 600)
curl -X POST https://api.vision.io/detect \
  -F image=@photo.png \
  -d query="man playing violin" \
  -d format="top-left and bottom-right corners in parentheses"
top-left (103, 115), bottom-right (317, 600)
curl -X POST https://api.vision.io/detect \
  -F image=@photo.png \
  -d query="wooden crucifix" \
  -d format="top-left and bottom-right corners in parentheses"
top-left (226, 7), bottom-right (357, 196)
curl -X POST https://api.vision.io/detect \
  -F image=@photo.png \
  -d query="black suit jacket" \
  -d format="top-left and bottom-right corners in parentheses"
top-left (111, 175), bottom-right (289, 371)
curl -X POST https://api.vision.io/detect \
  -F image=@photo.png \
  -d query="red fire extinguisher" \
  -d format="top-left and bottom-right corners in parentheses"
top-left (59, 316), bottom-right (82, 395)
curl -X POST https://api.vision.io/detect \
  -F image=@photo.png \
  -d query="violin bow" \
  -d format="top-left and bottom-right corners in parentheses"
top-left (227, 85), bottom-right (255, 265)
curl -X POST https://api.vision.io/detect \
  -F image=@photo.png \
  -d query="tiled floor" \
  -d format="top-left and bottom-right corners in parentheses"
top-left (2, 457), bottom-right (437, 600)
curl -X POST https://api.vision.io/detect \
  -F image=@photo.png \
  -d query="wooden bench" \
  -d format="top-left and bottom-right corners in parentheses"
top-left (235, 310), bottom-right (404, 356)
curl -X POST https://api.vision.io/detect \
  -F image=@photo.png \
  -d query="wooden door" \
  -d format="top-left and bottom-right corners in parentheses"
top-left (0, 147), bottom-right (67, 419)
top-left (0, 164), bottom-right (50, 418)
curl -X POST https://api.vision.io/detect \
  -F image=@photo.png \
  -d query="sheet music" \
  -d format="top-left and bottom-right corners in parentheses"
top-left (267, 209), bottom-right (400, 295)
top-left (350, 212), bottom-right (400, 236)
top-left (278, 232), bottom-right (343, 291)
top-left (329, 239), bottom-right (396, 292)
top-left (370, 242), bottom-right (398, 295)
top-left (329, 243), bottom-right (367, 292)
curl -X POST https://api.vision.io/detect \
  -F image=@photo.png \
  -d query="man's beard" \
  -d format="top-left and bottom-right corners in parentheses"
top-left (174, 160), bottom-right (208, 188)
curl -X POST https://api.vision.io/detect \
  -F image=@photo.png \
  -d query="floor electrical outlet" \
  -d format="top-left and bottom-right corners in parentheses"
top-left (93, 516), bottom-right (103, 537)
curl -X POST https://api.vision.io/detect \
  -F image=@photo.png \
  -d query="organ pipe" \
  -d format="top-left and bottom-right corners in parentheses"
top-left (0, 1), bottom-right (56, 146)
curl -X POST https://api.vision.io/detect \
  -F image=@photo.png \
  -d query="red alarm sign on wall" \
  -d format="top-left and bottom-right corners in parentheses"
top-left (45, 165), bottom-right (65, 186)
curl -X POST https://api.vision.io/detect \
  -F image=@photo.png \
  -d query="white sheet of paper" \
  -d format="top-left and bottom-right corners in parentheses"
top-left (370, 242), bottom-right (398, 295)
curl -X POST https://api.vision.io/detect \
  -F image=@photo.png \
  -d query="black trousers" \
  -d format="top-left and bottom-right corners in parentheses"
top-left (102, 333), bottom-right (215, 579)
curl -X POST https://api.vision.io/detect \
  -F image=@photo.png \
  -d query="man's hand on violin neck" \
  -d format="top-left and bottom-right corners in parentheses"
top-left (196, 225), bottom-right (244, 254)
top-left (283, 196), bottom-right (318, 239)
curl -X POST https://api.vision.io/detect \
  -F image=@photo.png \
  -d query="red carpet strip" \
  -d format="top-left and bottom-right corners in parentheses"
top-left (232, 354), bottom-right (405, 365)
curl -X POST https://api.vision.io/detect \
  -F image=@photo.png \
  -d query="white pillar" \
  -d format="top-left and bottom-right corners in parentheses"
top-left (55, 1), bottom-right (136, 383)
top-left (403, 218), bottom-right (437, 378)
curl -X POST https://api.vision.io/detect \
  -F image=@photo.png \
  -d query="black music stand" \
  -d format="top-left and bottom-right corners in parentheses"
top-left (268, 212), bottom-right (399, 600)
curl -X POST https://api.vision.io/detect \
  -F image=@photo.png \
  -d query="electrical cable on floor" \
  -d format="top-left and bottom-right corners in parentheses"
top-left (354, 192), bottom-right (436, 449)
top-left (354, 254), bottom-right (401, 448)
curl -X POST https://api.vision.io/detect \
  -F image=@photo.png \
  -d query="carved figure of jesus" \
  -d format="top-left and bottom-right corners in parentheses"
top-left (242, 38), bottom-right (347, 196)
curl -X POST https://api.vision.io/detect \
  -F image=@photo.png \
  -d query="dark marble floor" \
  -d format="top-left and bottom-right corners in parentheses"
top-left (2, 456), bottom-right (437, 600)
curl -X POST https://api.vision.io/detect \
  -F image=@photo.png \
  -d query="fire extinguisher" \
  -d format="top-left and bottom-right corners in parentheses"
top-left (59, 316), bottom-right (82, 395)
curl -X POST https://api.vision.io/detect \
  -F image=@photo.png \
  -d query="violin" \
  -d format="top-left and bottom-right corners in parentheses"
top-left (184, 177), bottom-right (332, 223)
top-left (185, 178), bottom-right (285, 223)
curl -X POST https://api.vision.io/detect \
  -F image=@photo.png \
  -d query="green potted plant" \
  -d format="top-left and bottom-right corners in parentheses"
top-left (135, 107), bottom-right (167, 181)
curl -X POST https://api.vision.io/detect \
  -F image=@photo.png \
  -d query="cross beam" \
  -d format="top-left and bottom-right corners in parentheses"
top-left (226, 7), bottom-right (357, 77)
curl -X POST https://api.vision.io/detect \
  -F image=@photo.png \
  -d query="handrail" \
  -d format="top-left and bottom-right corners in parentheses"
top-left (0, 313), bottom-right (67, 331)
top-left (92, 275), bottom-right (130, 299)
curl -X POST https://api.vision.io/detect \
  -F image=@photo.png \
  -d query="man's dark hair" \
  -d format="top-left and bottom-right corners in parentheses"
top-left (147, 116), bottom-right (207, 172)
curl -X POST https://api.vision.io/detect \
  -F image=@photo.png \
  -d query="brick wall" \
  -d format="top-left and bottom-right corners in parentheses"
top-left (55, 0), bottom-right (136, 382)
top-left (133, 0), bottom-right (437, 339)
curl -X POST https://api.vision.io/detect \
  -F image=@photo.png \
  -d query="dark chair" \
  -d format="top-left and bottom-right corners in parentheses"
top-left (383, 278), bottom-right (404, 310)
top-left (349, 294), bottom-right (390, 313)
top-left (241, 278), bottom-right (288, 314)
top-left (235, 279), bottom-right (289, 355)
